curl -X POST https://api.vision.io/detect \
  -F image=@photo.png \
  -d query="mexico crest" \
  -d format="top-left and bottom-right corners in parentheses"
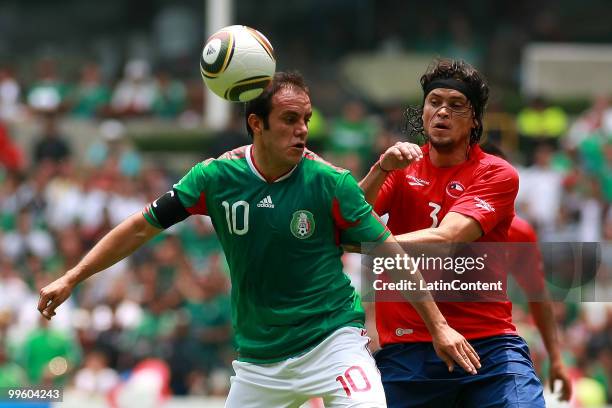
top-left (290, 210), bottom-right (315, 239)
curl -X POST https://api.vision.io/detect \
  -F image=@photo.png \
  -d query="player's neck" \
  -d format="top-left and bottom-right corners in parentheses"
top-left (251, 144), bottom-right (295, 182)
top-left (428, 142), bottom-right (471, 167)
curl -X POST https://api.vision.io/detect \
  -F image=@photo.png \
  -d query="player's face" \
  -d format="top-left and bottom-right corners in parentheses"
top-left (422, 88), bottom-right (476, 152)
top-left (262, 87), bottom-right (312, 166)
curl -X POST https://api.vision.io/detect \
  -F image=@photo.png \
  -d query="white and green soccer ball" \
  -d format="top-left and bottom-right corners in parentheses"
top-left (200, 25), bottom-right (276, 102)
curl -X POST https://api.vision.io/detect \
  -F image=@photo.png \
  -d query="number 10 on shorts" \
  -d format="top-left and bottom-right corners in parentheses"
top-left (335, 365), bottom-right (372, 397)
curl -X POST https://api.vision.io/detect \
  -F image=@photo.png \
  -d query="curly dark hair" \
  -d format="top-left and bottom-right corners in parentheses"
top-left (405, 58), bottom-right (489, 145)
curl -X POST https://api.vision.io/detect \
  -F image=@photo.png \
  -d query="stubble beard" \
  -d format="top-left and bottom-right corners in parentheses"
top-left (428, 134), bottom-right (458, 153)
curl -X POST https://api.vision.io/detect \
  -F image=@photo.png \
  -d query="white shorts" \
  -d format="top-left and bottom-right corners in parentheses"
top-left (225, 327), bottom-right (387, 408)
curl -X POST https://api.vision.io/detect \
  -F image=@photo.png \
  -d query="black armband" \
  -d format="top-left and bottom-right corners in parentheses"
top-left (146, 189), bottom-right (190, 229)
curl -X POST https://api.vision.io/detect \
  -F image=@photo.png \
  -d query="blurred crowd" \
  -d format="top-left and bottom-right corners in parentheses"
top-left (0, 55), bottom-right (610, 405)
top-left (0, 57), bottom-right (203, 128)
top-left (0, 144), bottom-right (234, 396)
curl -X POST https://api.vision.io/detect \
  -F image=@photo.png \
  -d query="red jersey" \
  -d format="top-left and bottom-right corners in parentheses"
top-left (507, 216), bottom-right (546, 295)
top-left (507, 216), bottom-right (537, 243)
top-left (374, 143), bottom-right (519, 345)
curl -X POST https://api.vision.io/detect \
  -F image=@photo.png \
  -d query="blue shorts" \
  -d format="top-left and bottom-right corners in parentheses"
top-left (374, 335), bottom-right (545, 408)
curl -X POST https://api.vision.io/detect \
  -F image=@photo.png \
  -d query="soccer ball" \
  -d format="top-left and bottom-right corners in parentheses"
top-left (200, 25), bottom-right (276, 102)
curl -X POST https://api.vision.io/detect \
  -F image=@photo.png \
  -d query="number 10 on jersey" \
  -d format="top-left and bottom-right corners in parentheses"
top-left (222, 201), bottom-right (250, 235)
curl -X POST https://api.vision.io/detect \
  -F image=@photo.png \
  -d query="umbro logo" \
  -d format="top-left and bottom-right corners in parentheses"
top-left (395, 328), bottom-right (414, 336)
top-left (406, 175), bottom-right (429, 186)
top-left (474, 197), bottom-right (495, 212)
top-left (257, 195), bottom-right (275, 208)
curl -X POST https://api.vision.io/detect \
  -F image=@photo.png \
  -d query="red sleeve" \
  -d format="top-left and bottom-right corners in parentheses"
top-left (373, 170), bottom-right (399, 215)
top-left (449, 163), bottom-right (518, 234)
top-left (507, 217), bottom-right (546, 294)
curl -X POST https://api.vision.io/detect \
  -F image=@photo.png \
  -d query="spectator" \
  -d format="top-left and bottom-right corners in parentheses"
top-left (166, 312), bottom-right (201, 395)
top-left (44, 160), bottom-right (84, 231)
top-left (85, 119), bottom-right (142, 178)
top-left (178, 255), bottom-right (232, 376)
top-left (516, 144), bottom-right (564, 238)
top-left (73, 350), bottom-right (120, 396)
top-left (32, 113), bottom-right (71, 165)
top-left (1, 208), bottom-right (55, 263)
top-left (565, 95), bottom-right (612, 151)
top-left (0, 67), bottom-right (22, 122)
top-left (152, 70), bottom-right (186, 119)
top-left (517, 96), bottom-right (568, 163)
top-left (19, 317), bottom-right (81, 385)
top-left (70, 63), bottom-right (111, 119)
top-left (327, 99), bottom-right (378, 176)
top-left (0, 330), bottom-right (28, 387)
top-left (110, 59), bottom-right (157, 117)
top-left (0, 259), bottom-right (32, 319)
top-left (27, 58), bottom-right (69, 114)
top-left (579, 135), bottom-right (612, 203)
top-left (106, 177), bottom-right (146, 227)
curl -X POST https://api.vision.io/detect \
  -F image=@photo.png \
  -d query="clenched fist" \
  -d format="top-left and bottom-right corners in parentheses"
top-left (38, 276), bottom-right (75, 320)
top-left (379, 142), bottom-right (423, 171)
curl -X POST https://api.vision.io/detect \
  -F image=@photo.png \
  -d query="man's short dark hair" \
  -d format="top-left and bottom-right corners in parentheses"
top-left (405, 59), bottom-right (489, 145)
top-left (244, 71), bottom-right (310, 138)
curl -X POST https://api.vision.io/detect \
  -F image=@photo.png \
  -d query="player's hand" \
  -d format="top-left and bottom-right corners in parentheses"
top-left (549, 360), bottom-right (572, 401)
top-left (38, 276), bottom-right (74, 320)
top-left (431, 324), bottom-right (480, 375)
top-left (379, 142), bottom-right (423, 171)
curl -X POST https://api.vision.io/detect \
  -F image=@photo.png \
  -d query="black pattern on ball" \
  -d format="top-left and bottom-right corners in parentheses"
top-left (201, 30), bottom-right (234, 78)
top-left (247, 27), bottom-right (276, 62)
top-left (224, 75), bottom-right (272, 102)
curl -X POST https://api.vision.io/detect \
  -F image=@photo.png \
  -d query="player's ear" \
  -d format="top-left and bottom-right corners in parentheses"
top-left (248, 113), bottom-right (263, 136)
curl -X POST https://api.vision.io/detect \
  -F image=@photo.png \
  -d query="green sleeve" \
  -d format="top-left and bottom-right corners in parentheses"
top-left (143, 159), bottom-right (212, 228)
top-left (174, 159), bottom-right (213, 214)
top-left (333, 172), bottom-right (390, 244)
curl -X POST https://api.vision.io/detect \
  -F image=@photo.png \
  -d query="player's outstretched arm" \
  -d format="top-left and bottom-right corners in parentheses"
top-left (396, 212), bottom-right (483, 243)
top-left (359, 142), bottom-right (422, 205)
top-left (377, 235), bottom-right (480, 374)
top-left (38, 212), bottom-right (162, 320)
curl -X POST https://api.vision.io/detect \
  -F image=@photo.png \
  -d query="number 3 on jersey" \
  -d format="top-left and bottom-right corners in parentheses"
top-left (222, 200), bottom-right (249, 235)
top-left (428, 202), bottom-right (441, 227)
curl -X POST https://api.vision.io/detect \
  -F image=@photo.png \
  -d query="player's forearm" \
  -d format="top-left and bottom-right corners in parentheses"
top-left (411, 300), bottom-right (451, 333)
top-left (378, 236), bottom-right (448, 330)
top-left (359, 162), bottom-right (388, 205)
top-left (396, 227), bottom-right (452, 243)
top-left (64, 213), bottom-right (161, 286)
top-left (528, 301), bottom-right (563, 362)
top-left (396, 213), bottom-right (483, 244)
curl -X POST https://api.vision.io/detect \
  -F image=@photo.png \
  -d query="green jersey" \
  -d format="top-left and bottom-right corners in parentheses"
top-left (144, 145), bottom-right (389, 363)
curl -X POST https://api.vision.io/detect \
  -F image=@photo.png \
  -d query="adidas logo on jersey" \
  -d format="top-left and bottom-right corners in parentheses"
top-left (257, 195), bottom-right (275, 208)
